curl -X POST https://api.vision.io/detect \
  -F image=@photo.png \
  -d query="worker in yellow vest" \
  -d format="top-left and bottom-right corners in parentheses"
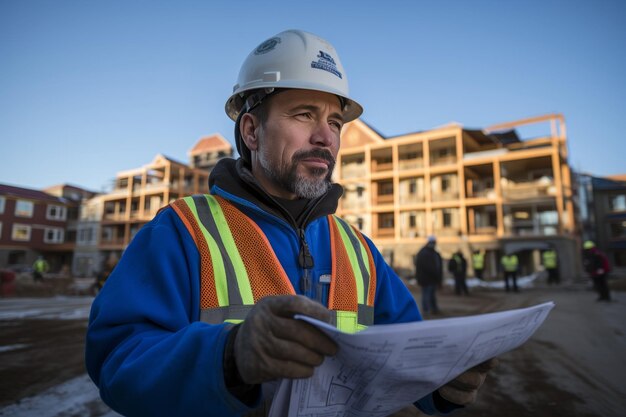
top-left (472, 250), bottom-right (485, 280)
top-left (85, 30), bottom-right (497, 416)
top-left (501, 252), bottom-right (519, 292)
top-left (32, 256), bottom-right (49, 283)
top-left (542, 248), bottom-right (559, 285)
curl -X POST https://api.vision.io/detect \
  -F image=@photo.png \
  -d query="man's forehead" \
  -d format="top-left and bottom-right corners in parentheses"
top-left (272, 89), bottom-right (343, 111)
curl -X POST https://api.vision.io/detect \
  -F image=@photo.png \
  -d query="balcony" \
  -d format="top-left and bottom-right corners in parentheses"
top-left (341, 163), bottom-right (367, 179)
top-left (501, 177), bottom-right (556, 201)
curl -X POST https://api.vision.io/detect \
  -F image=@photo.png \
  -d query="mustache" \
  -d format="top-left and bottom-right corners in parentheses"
top-left (292, 148), bottom-right (335, 165)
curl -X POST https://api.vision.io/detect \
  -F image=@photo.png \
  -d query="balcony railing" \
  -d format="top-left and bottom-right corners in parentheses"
top-left (501, 178), bottom-right (555, 200)
top-left (376, 227), bottom-right (395, 238)
top-left (374, 194), bottom-right (394, 205)
top-left (398, 160), bottom-right (424, 170)
top-left (341, 164), bottom-right (367, 179)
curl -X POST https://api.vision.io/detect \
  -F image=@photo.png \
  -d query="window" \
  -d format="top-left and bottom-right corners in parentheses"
top-left (609, 221), bottom-right (626, 239)
top-left (46, 204), bottom-right (67, 221)
top-left (380, 213), bottom-right (394, 228)
top-left (409, 214), bottom-right (416, 228)
top-left (78, 227), bottom-right (95, 244)
top-left (15, 200), bottom-right (34, 217)
top-left (44, 228), bottom-right (64, 243)
top-left (443, 210), bottom-right (452, 227)
top-left (12, 224), bottom-right (31, 241)
top-left (609, 194), bottom-right (626, 212)
top-left (0, 196), bottom-right (5, 213)
top-left (0, 221), bottom-right (2, 238)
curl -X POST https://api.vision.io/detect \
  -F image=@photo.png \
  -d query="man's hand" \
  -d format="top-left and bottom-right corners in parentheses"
top-left (437, 358), bottom-right (499, 406)
top-left (233, 295), bottom-right (338, 385)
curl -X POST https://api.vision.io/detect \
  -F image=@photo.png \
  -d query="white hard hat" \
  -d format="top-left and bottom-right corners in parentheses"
top-left (225, 29), bottom-right (363, 123)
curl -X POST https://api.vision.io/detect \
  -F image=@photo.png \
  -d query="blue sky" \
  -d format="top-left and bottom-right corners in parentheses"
top-left (1, 0), bottom-right (625, 192)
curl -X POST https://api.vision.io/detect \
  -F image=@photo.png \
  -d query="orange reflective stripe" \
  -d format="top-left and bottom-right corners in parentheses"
top-left (171, 199), bottom-right (219, 309)
top-left (328, 216), bottom-right (358, 313)
top-left (215, 196), bottom-right (295, 301)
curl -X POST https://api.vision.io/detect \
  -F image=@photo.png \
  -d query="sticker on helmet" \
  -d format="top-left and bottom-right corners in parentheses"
top-left (311, 50), bottom-right (343, 79)
top-left (254, 37), bottom-right (281, 55)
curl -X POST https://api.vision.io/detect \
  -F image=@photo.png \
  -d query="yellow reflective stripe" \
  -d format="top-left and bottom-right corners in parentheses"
top-left (184, 196), bottom-right (228, 307)
top-left (205, 195), bottom-right (254, 305)
top-left (336, 310), bottom-right (358, 334)
top-left (334, 218), bottom-right (365, 305)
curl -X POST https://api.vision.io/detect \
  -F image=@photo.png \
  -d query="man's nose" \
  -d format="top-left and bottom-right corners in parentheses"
top-left (311, 120), bottom-right (335, 147)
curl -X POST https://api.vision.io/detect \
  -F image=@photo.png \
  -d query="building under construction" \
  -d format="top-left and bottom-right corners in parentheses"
top-left (335, 113), bottom-right (579, 281)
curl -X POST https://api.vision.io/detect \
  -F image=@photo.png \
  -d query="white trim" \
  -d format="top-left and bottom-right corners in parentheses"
top-left (44, 227), bottom-right (65, 244)
top-left (15, 200), bottom-right (34, 218)
top-left (12, 224), bottom-right (31, 241)
top-left (46, 204), bottom-right (67, 221)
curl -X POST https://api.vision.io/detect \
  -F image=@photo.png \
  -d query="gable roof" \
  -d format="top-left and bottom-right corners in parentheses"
top-left (0, 183), bottom-right (68, 204)
top-left (189, 134), bottom-right (232, 155)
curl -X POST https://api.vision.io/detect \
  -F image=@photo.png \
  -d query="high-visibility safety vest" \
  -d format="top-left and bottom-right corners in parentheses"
top-left (542, 250), bottom-right (557, 269)
top-left (170, 194), bottom-right (376, 334)
top-left (501, 254), bottom-right (519, 272)
top-left (472, 252), bottom-right (484, 270)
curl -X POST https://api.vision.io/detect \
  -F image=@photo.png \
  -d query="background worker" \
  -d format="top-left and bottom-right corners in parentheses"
top-left (542, 247), bottom-right (559, 285)
top-left (472, 249), bottom-right (485, 280)
top-left (86, 30), bottom-right (496, 416)
top-left (32, 255), bottom-right (48, 283)
top-left (448, 250), bottom-right (469, 296)
top-left (414, 235), bottom-right (443, 314)
top-left (500, 252), bottom-right (519, 292)
top-left (583, 241), bottom-right (612, 302)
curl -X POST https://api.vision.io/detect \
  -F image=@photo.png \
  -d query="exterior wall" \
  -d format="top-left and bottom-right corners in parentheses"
top-left (336, 114), bottom-right (581, 281)
top-left (0, 190), bottom-right (75, 271)
top-left (98, 155), bottom-right (210, 251)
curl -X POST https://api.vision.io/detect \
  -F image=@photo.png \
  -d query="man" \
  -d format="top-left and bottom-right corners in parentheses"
top-left (472, 249), bottom-right (485, 280)
top-left (32, 256), bottom-right (48, 283)
top-left (414, 235), bottom-right (443, 314)
top-left (86, 30), bottom-right (496, 416)
top-left (448, 250), bottom-right (468, 296)
top-left (583, 241), bottom-right (611, 302)
top-left (542, 248), bottom-right (559, 285)
top-left (500, 252), bottom-right (519, 292)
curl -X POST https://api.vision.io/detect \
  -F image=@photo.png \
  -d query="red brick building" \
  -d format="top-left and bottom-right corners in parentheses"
top-left (0, 183), bottom-right (83, 271)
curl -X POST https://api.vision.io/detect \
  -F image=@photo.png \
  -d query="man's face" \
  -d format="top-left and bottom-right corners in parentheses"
top-left (247, 89), bottom-right (344, 199)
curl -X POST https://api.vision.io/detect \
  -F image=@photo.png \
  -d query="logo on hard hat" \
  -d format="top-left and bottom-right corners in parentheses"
top-left (255, 37), bottom-right (281, 55)
top-left (311, 50), bottom-right (342, 79)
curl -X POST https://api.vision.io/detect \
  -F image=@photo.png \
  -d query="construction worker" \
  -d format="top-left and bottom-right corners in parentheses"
top-left (582, 241), bottom-right (612, 302)
top-left (472, 250), bottom-right (485, 280)
top-left (32, 256), bottom-right (49, 283)
top-left (85, 30), bottom-right (496, 416)
top-left (414, 235), bottom-right (443, 314)
top-left (448, 250), bottom-right (469, 296)
top-left (542, 248), bottom-right (559, 285)
top-left (500, 252), bottom-right (519, 292)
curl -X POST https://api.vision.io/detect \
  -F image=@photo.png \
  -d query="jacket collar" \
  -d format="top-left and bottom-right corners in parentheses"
top-left (208, 158), bottom-right (343, 228)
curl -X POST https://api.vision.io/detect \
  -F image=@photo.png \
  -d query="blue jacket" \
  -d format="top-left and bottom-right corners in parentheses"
top-left (85, 159), bottom-right (448, 416)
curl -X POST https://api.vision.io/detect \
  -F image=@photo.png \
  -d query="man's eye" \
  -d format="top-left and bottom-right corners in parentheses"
top-left (329, 121), bottom-right (343, 131)
top-left (295, 112), bottom-right (312, 119)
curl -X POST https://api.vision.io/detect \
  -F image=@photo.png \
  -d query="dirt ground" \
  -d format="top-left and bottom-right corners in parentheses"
top-left (1, 281), bottom-right (625, 416)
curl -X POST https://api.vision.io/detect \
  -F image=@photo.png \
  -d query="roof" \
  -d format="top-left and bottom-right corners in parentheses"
top-left (606, 174), bottom-right (626, 182)
top-left (189, 134), bottom-right (232, 155)
top-left (0, 183), bottom-right (68, 204)
top-left (465, 128), bottom-right (521, 146)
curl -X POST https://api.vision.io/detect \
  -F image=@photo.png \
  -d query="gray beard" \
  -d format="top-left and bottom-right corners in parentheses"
top-left (258, 149), bottom-right (334, 199)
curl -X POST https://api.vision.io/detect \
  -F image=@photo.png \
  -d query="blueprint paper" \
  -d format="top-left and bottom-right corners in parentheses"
top-left (268, 302), bottom-right (554, 417)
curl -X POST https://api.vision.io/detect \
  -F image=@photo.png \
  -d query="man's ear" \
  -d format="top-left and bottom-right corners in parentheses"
top-left (240, 113), bottom-right (260, 151)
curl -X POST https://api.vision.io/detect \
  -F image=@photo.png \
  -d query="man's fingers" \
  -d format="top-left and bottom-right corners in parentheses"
top-left (472, 357), bottom-right (499, 373)
top-left (446, 370), bottom-right (486, 391)
top-left (264, 295), bottom-right (332, 323)
top-left (270, 317), bottom-right (338, 356)
top-left (438, 384), bottom-right (478, 406)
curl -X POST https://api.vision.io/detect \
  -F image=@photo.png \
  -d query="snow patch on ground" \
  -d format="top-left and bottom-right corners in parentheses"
top-left (0, 374), bottom-right (120, 417)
